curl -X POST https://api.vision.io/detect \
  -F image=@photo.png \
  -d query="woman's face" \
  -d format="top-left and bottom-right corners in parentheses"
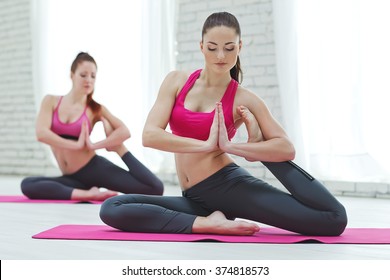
top-left (201, 25), bottom-right (241, 74)
top-left (71, 61), bottom-right (97, 95)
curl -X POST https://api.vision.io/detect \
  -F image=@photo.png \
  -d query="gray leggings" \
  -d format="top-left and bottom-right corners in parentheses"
top-left (21, 152), bottom-right (164, 199)
top-left (100, 161), bottom-right (347, 236)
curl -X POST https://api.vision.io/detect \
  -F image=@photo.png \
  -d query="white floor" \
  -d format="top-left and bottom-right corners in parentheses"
top-left (1, 175), bottom-right (390, 260)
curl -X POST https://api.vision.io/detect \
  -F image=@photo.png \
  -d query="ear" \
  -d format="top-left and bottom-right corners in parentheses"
top-left (200, 40), bottom-right (204, 52)
top-left (238, 40), bottom-right (242, 54)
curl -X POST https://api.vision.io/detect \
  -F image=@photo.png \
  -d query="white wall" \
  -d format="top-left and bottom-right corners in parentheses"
top-left (0, 0), bottom-right (56, 176)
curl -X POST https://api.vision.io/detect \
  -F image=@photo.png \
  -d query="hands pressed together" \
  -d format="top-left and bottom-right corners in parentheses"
top-left (75, 120), bottom-right (94, 150)
top-left (206, 102), bottom-right (266, 162)
top-left (75, 118), bottom-right (121, 152)
top-left (206, 102), bottom-right (234, 153)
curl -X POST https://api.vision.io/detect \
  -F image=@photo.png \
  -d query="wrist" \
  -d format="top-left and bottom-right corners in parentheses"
top-left (71, 140), bottom-right (84, 151)
top-left (219, 140), bottom-right (233, 154)
top-left (202, 139), bottom-right (218, 153)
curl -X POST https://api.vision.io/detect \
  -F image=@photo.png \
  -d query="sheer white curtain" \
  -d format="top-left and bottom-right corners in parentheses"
top-left (141, 0), bottom-right (177, 173)
top-left (272, 0), bottom-right (307, 168)
top-left (273, 0), bottom-right (390, 182)
top-left (32, 0), bottom-right (176, 171)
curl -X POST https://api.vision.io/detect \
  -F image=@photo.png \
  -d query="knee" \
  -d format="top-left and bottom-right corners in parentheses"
top-left (334, 206), bottom-right (348, 236)
top-left (99, 195), bottom-right (137, 228)
top-left (152, 180), bottom-right (164, 196)
top-left (327, 205), bottom-right (348, 236)
top-left (99, 194), bottom-right (147, 232)
top-left (308, 205), bottom-right (348, 236)
top-left (99, 196), bottom-right (119, 226)
top-left (20, 177), bottom-right (37, 198)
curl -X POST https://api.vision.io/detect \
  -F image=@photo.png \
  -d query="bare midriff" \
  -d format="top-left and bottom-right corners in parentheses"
top-left (175, 150), bottom-right (234, 190)
top-left (51, 147), bottom-right (96, 175)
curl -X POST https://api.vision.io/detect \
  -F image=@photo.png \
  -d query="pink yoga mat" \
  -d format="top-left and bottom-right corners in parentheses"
top-left (32, 224), bottom-right (390, 244)
top-left (0, 195), bottom-right (102, 204)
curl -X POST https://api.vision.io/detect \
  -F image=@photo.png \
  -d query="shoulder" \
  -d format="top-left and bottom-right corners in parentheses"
top-left (42, 94), bottom-right (59, 101)
top-left (163, 70), bottom-right (191, 86)
top-left (94, 103), bottom-right (110, 119)
top-left (40, 94), bottom-right (61, 107)
top-left (158, 70), bottom-right (194, 98)
top-left (235, 85), bottom-right (265, 105)
top-left (234, 85), bottom-right (271, 116)
top-left (89, 104), bottom-right (113, 125)
top-left (98, 104), bottom-right (109, 114)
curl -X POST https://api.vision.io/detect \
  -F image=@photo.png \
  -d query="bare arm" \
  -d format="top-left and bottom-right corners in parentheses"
top-left (142, 71), bottom-right (217, 153)
top-left (35, 95), bottom-right (85, 150)
top-left (219, 91), bottom-right (295, 162)
top-left (86, 105), bottom-right (130, 150)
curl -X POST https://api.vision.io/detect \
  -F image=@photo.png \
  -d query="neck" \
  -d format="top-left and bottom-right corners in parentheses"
top-left (200, 68), bottom-right (231, 87)
top-left (67, 89), bottom-right (88, 104)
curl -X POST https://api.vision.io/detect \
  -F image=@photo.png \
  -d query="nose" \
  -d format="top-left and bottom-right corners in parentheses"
top-left (217, 50), bottom-right (225, 59)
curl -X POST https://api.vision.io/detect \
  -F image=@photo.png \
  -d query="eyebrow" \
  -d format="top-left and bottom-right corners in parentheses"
top-left (80, 71), bottom-right (96, 75)
top-left (207, 41), bottom-right (236, 46)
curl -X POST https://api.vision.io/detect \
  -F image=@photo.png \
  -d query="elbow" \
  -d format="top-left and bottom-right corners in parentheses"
top-left (142, 127), bottom-right (162, 149)
top-left (142, 129), bottom-right (153, 148)
top-left (285, 141), bottom-right (296, 161)
top-left (278, 138), bottom-right (295, 161)
top-left (114, 125), bottom-right (130, 142)
top-left (36, 134), bottom-right (43, 143)
top-left (286, 149), bottom-right (296, 161)
top-left (123, 127), bottom-right (131, 140)
top-left (36, 129), bottom-right (47, 143)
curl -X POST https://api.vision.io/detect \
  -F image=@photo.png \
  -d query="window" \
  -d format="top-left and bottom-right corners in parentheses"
top-left (33, 0), bottom-right (176, 171)
top-left (274, 0), bottom-right (390, 182)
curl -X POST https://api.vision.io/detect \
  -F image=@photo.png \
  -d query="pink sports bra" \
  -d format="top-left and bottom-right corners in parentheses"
top-left (51, 96), bottom-right (91, 140)
top-left (169, 69), bottom-right (238, 141)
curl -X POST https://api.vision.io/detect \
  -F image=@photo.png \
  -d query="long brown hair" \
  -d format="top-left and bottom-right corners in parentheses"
top-left (201, 12), bottom-right (243, 83)
top-left (70, 52), bottom-right (102, 114)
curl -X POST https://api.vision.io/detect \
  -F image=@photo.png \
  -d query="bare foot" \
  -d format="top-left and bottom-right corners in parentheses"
top-left (101, 117), bottom-right (128, 156)
top-left (192, 211), bottom-right (260, 235)
top-left (71, 187), bottom-right (118, 201)
top-left (236, 105), bottom-right (263, 143)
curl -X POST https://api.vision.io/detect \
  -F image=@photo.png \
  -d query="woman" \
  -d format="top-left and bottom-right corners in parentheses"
top-left (21, 52), bottom-right (163, 201)
top-left (100, 12), bottom-right (347, 235)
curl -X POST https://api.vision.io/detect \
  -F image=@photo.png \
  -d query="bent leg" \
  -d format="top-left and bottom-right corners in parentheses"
top-left (99, 194), bottom-right (210, 233)
top-left (232, 178), bottom-right (346, 236)
top-left (262, 161), bottom-right (347, 235)
top-left (100, 118), bottom-right (163, 194)
top-left (21, 176), bottom-right (83, 200)
top-left (100, 193), bottom-right (259, 234)
top-left (262, 161), bottom-right (345, 212)
top-left (185, 163), bottom-right (347, 236)
top-left (71, 155), bottom-right (163, 195)
top-left (237, 106), bottom-right (347, 235)
top-left (120, 151), bottom-right (164, 195)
